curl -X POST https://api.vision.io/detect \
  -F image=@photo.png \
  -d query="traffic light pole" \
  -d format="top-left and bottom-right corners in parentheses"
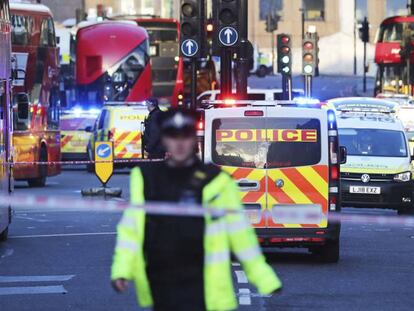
top-left (190, 59), bottom-right (197, 110)
top-left (236, 0), bottom-right (249, 99)
top-left (304, 75), bottom-right (312, 98)
top-left (221, 49), bottom-right (233, 97)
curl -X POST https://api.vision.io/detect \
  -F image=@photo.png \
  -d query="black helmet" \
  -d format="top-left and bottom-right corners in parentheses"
top-left (159, 109), bottom-right (197, 137)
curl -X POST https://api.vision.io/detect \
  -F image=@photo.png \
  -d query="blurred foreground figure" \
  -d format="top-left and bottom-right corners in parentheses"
top-left (111, 109), bottom-right (282, 311)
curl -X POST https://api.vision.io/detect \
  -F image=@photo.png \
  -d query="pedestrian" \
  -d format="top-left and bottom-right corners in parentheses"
top-left (111, 109), bottom-right (282, 311)
top-left (142, 98), bottom-right (165, 159)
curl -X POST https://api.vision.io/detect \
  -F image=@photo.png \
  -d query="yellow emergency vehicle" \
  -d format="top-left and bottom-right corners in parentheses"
top-left (60, 109), bottom-right (99, 161)
top-left (202, 99), bottom-right (347, 262)
top-left (330, 98), bottom-right (414, 215)
top-left (87, 102), bottom-right (148, 171)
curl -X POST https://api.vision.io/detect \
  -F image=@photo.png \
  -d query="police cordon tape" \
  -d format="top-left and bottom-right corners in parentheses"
top-left (9, 158), bottom-right (164, 166)
top-left (3, 193), bottom-right (414, 227)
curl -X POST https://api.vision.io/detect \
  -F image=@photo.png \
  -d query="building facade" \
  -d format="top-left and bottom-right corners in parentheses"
top-left (250, 0), bottom-right (408, 50)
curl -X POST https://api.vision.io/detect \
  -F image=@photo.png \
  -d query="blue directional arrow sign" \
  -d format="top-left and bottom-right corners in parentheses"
top-left (181, 39), bottom-right (199, 57)
top-left (219, 27), bottom-right (239, 47)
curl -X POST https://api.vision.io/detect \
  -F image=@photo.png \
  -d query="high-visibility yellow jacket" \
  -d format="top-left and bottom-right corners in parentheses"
top-left (111, 167), bottom-right (282, 311)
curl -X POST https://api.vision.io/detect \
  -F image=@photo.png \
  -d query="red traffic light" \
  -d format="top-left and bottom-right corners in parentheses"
top-left (303, 41), bottom-right (314, 50)
top-left (281, 36), bottom-right (290, 44)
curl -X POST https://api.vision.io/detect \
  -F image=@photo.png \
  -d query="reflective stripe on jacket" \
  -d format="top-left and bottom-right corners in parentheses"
top-left (111, 167), bottom-right (282, 311)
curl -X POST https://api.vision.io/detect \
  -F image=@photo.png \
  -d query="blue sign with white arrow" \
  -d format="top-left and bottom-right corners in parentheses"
top-left (181, 39), bottom-right (199, 57)
top-left (219, 27), bottom-right (239, 47)
top-left (96, 143), bottom-right (112, 159)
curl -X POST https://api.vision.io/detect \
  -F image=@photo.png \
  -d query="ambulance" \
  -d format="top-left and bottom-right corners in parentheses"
top-left (87, 102), bottom-right (148, 171)
top-left (330, 98), bottom-right (414, 215)
top-left (203, 99), bottom-right (347, 262)
top-left (61, 109), bottom-right (99, 161)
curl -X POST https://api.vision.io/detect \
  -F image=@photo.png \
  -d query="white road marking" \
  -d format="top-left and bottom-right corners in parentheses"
top-left (27, 227), bottom-right (36, 230)
top-left (9, 232), bottom-right (116, 239)
top-left (238, 288), bottom-right (251, 305)
top-left (232, 262), bottom-right (241, 267)
top-left (15, 216), bottom-right (50, 223)
top-left (0, 275), bottom-right (75, 283)
top-left (235, 270), bottom-right (248, 284)
top-left (0, 286), bottom-right (67, 295)
top-left (0, 249), bottom-right (14, 260)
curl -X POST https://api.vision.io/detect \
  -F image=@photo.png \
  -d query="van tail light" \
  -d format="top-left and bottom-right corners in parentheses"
top-left (244, 110), bottom-right (264, 117)
top-left (197, 120), bottom-right (204, 131)
top-left (328, 110), bottom-right (340, 213)
top-left (329, 195), bottom-right (337, 211)
top-left (330, 164), bottom-right (339, 181)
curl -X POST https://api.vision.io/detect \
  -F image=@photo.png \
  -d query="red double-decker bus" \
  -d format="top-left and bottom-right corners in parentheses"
top-left (110, 16), bottom-right (184, 107)
top-left (75, 20), bottom-right (152, 108)
top-left (10, 1), bottom-right (61, 187)
top-left (375, 15), bottom-right (414, 95)
top-left (135, 18), bottom-right (184, 107)
top-left (0, 0), bottom-right (12, 240)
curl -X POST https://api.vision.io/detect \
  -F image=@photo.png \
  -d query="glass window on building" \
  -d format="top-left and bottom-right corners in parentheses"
top-left (303, 0), bottom-right (325, 21)
top-left (141, 0), bottom-right (154, 15)
top-left (259, 0), bottom-right (283, 21)
top-left (356, 0), bottom-right (368, 21)
top-left (387, 0), bottom-right (408, 17)
top-left (121, 0), bottom-right (136, 14)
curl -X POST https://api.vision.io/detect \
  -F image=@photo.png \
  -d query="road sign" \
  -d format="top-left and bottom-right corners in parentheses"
top-left (181, 39), bottom-right (199, 57)
top-left (219, 27), bottom-right (239, 47)
top-left (95, 141), bottom-right (114, 186)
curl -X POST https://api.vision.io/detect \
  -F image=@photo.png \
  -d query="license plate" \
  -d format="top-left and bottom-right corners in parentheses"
top-left (350, 186), bottom-right (381, 194)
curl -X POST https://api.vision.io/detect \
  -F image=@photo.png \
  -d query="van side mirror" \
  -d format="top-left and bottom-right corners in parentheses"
top-left (339, 146), bottom-right (347, 165)
top-left (411, 148), bottom-right (414, 162)
top-left (85, 126), bottom-right (93, 133)
top-left (56, 36), bottom-right (61, 45)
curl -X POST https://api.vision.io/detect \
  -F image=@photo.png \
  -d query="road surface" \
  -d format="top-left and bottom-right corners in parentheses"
top-left (1, 165), bottom-right (413, 311)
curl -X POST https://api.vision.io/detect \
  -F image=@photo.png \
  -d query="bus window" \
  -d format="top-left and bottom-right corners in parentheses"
top-left (40, 17), bottom-right (56, 47)
top-left (11, 15), bottom-right (32, 45)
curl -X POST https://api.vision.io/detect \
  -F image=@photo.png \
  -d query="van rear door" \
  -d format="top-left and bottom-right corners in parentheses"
top-left (111, 108), bottom-right (148, 159)
top-left (207, 107), bottom-right (267, 228)
top-left (266, 108), bottom-right (329, 229)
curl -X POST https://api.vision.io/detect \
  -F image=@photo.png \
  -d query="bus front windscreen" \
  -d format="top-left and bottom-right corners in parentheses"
top-left (138, 21), bottom-right (179, 99)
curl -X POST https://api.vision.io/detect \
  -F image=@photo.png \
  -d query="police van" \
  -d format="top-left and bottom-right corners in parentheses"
top-left (203, 99), bottom-right (347, 262)
top-left (87, 102), bottom-right (148, 170)
top-left (61, 109), bottom-right (99, 161)
top-left (329, 98), bottom-right (414, 215)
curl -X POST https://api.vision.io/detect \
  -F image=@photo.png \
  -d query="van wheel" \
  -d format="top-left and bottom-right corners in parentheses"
top-left (28, 147), bottom-right (47, 188)
top-left (0, 227), bottom-right (9, 242)
top-left (312, 239), bottom-right (340, 263)
top-left (398, 206), bottom-right (414, 215)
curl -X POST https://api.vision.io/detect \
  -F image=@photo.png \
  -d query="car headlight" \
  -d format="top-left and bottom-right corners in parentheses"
top-left (394, 171), bottom-right (412, 182)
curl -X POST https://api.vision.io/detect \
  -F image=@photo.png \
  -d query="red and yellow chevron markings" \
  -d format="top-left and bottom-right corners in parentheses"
top-left (223, 165), bottom-right (329, 229)
top-left (113, 129), bottom-right (142, 159)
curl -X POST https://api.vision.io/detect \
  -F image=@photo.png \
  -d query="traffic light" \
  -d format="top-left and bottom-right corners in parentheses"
top-left (214, 0), bottom-right (240, 48)
top-left (265, 14), bottom-right (280, 33)
top-left (358, 17), bottom-right (370, 43)
top-left (302, 35), bottom-right (318, 76)
top-left (180, 0), bottom-right (205, 58)
top-left (277, 34), bottom-right (292, 75)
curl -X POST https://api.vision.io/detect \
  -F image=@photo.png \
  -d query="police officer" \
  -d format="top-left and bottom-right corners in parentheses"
top-left (111, 109), bottom-right (282, 311)
top-left (142, 98), bottom-right (165, 159)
